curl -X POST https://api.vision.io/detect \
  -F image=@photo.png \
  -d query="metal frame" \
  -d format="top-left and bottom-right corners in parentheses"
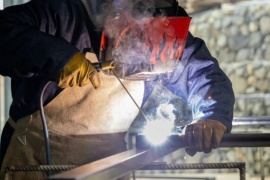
top-left (49, 148), bottom-right (178, 180)
top-left (136, 133), bottom-right (270, 149)
top-left (137, 162), bottom-right (245, 180)
top-left (49, 133), bottom-right (270, 180)
top-left (233, 116), bottom-right (270, 126)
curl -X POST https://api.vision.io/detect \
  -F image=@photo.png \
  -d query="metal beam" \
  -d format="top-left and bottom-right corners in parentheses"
top-left (49, 148), bottom-right (178, 180)
top-left (136, 133), bottom-right (270, 149)
top-left (233, 116), bottom-right (270, 126)
top-left (49, 133), bottom-right (270, 180)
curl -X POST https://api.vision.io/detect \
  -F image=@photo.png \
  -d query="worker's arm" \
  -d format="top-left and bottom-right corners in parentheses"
top-left (177, 33), bottom-right (235, 155)
top-left (0, 0), bottom-right (99, 88)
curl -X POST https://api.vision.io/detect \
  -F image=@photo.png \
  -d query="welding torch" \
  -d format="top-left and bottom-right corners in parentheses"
top-left (92, 60), bottom-right (115, 71)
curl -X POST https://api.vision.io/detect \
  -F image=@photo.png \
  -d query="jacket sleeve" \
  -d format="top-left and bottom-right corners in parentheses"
top-left (182, 33), bottom-right (235, 132)
top-left (0, 0), bottom-right (80, 80)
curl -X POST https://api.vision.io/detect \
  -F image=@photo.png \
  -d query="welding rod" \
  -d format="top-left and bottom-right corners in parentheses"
top-left (112, 69), bottom-right (151, 121)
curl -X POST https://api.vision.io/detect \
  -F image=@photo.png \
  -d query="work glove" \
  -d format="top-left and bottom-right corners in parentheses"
top-left (57, 52), bottom-right (100, 88)
top-left (183, 119), bottom-right (227, 156)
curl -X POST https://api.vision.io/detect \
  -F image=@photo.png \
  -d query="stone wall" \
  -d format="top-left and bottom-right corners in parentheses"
top-left (188, 0), bottom-right (270, 117)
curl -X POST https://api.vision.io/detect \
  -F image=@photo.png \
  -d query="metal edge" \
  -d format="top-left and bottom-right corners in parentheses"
top-left (49, 148), bottom-right (178, 180)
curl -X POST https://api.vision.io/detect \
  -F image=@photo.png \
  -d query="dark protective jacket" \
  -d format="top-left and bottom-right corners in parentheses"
top-left (0, 0), bottom-right (235, 165)
top-left (0, 0), bottom-right (102, 121)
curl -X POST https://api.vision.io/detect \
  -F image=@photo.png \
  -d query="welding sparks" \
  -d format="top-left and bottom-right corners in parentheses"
top-left (142, 102), bottom-right (177, 145)
top-left (142, 120), bottom-right (173, 146)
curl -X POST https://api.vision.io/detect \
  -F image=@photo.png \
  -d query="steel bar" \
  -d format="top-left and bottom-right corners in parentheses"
top-left (49, 133), bottom-right (269, 180)
top-left (134, 175), bottom-right (215, 180)
top-left (220, 133), bottom-right (270, 147)
top-left (136, 133), bottom-right (270, 149)
top-left (141, 162), bottom-right (245, 170)
top-left (233, 116), bottom-right (270, 126)
top-left (5, 165), bottom-right (78, 172)
top-left (140, 162), bottom-right (245, 180)
top-left (5, 165), bottom-right (78, 180)
top-left (49, 148), bottom-right (178, 180)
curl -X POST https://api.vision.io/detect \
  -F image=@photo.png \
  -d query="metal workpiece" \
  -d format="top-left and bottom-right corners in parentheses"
top-left (49, 148), bottom-right (179, 180)
top-left (220, 133), bottom-right (270, 147)
top-left (136, 133), bottom-right (270, 149)
top-left (141, 162), bottom-right (245, 171)
top-left (49, 133), bottom-right (270, 180)
top-left (140, 162), bottom-right (246, 180)
top-left (5, 165), bottom-right (78, 172)
top-left (4, 165), bottom-right (78, 180)
top-left (233, 116), bottom-right (270, 126)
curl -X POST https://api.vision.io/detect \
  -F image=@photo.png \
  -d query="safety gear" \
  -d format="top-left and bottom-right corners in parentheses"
top-left (57, 52), bottom-right (100, 88)
top-left (1, 68), bottom-right (144, 179)
top-left (183, 119), bottom-right (227, 156)
top-left (82, 0), bottom-right (191, 80)
top-left (45, 71), bottom-right (145, 135)
top-left (102, 14), bottom-right (191, 80)
top-left (0, 117), bottom-right (128, 179)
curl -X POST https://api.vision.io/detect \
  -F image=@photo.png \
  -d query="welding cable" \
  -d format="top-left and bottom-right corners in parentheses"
top-left (39, 81), bottom-right (52, 177)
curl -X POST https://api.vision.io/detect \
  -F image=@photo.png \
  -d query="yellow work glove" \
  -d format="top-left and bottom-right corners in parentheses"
top-left (183, 119), bottom-right (227, 156)
top-left (57, 52), bottom-right (100, 88)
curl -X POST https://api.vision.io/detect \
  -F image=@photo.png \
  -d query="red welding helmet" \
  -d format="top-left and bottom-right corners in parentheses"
top-left (99, 0), bottom-right (191, 80)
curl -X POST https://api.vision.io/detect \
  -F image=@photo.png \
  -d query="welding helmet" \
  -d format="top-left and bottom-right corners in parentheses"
top-left (85, 0), bottom-right (191, 80)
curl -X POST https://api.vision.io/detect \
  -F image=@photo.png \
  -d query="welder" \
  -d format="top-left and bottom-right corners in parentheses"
top-left (0, 0), bottom-right (235, 179)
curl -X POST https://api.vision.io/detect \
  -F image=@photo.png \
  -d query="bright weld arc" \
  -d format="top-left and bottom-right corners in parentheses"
top-left (112, 69), bottom-right (170, 146)
top-left (143, 120), bottom-right (173, 145)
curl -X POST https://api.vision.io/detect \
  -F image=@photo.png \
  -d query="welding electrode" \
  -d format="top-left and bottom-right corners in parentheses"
top-left (92, 60), bottom-right (115, 71)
